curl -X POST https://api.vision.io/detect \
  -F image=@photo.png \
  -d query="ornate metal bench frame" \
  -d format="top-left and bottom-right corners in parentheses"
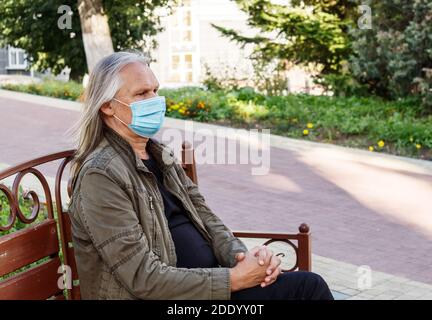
top-left (0, 144), bottom-right (311, 300)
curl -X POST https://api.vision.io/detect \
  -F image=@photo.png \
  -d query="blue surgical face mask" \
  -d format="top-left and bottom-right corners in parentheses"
top-left (112, 95), bottom-right (166, 138)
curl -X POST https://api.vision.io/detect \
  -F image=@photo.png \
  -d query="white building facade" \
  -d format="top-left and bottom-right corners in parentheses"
top-left (151, 0), bottom-right (255, 87)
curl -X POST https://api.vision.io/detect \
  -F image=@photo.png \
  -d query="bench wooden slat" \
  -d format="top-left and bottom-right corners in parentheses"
top-left (0, 256), bottom-right (63, 300)
top-left (0, 219), bottom-right (59, 276)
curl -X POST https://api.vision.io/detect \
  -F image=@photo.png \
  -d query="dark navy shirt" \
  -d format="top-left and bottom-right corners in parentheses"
top-left (143, 152), bottom-right (219, 268)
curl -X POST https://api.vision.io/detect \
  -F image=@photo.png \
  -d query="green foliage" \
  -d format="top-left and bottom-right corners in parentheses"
top-left (0, 0), bottom-right (85, 80)
top-left (161, 87), bottom-right (431, 159)
top-left (202, 60), bottom-right (289, 96)
top-left (104, 0), bottom-right (177, 53)
top-left (1, 80), bottom-right (83, 101)
top-left (2, 81), bottom-right (430, 159)
top-left (201, 63), bottom-right (249, 92)
top-left (0, 0), bottom-right (177, 80)
top-left (213, 0), bottom-right (357, 74)
top-left (316, 73), bottom-right (369, 97)
top-left (202, 64), bottom-right (225, 91)
top-left (349, 0), bottom-right (432, 110)
top-left (251, 61), bottom-right (290, 96)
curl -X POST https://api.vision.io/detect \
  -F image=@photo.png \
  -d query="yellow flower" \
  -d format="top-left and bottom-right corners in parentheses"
top-left (303, 129), bottom-right (309, 136)
top-left (378, 140), bottom-right (385, 148)
top-left (307, 123), bottom-right (314, 129)
top-left (416, 144), bottom-right (422, 150)
top-left (197, 101), bottom-right (205, 109)
top-left (409, 137), bottom-right (414, 142)
top-left (368, 146), bottom-right (374, 152)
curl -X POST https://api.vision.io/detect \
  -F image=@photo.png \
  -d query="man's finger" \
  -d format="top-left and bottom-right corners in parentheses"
top-left (235, 252), bottom-right (246, 261)
top-left (263, 247), bottom-right (273, 266)
top-left (248, 246), bottom-right (262, 256)
top-left (261, 277), bottom-right (277, 288)
top-left (258, 246), bottom-right (267, 265)
top-left (269, 266), bottom-right (282, 281)
top-left (266, 255), bottom-right (281, 275)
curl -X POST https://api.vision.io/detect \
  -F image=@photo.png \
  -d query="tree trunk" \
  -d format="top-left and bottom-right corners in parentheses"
top-left (77, 0), bottom-right (114, 73)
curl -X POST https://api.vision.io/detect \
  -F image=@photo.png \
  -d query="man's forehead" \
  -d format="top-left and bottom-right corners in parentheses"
top-left (119, 62), bottom-right (158, 91)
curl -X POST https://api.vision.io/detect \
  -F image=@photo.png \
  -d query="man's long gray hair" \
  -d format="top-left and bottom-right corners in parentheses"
top-left (70, 51), bottom-right (149, 179)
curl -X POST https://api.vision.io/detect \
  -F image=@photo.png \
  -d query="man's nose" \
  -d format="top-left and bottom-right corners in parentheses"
top-left (149, 91), bottom-right (158, 98)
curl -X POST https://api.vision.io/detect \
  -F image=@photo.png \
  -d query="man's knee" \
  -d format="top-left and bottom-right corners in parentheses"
top-left (303, 272), bottom-right (327, 284)
top-left (300, 272), bottom-right (333, 299)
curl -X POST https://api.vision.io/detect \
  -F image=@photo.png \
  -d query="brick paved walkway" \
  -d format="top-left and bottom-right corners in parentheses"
top-left (1, 91), bottom-right (431, 296)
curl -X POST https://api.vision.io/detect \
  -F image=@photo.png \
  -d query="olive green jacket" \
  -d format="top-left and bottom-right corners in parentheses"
top-left (68, 127), bottom-right (248, 300)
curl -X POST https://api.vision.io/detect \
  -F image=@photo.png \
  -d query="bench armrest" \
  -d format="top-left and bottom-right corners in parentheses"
top-left (232, 223), bottom-right (311, 272)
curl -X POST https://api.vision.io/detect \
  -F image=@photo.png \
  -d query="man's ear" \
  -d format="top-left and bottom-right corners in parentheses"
top-left (100, 101), bottom-right (114, 116)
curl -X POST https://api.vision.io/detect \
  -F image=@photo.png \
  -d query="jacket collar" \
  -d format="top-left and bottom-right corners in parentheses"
top-left (103, 125), bottom-right (177, 174)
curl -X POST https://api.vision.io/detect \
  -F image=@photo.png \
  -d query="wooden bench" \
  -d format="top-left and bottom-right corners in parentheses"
top-left (0, 143), bottom-right (311, 300)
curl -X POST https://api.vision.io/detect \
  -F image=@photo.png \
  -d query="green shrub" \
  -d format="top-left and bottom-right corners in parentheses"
top-left (2, 80), bottom-right (83, 101)
top-left (349, 0), bottom-right (432, 111)
top-left (317, 73), bottom-right (369, 97)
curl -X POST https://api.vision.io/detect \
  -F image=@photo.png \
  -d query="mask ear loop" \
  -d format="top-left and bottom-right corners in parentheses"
top-left (111, 98), bottom-right (130, 127)
top-left (113, 97), bottom-right (130, 107)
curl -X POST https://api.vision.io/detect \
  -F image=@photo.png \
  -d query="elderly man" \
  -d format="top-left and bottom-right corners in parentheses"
top-left (68, 51), bottom-right (333, 300)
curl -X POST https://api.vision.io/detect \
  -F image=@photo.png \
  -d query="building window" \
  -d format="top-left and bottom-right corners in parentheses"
top-left (171, 55), bottom-right (180, 70)
top-left (8, 47), bottom-right (27, 69)
top-left (169, 53), bottom-right (194, 83)
top-left (183, 30), bottom-right (192, 42)
top-left (185, 54), bottom-right (193, 69)
top-left (170, 7), bottom-right (193, 43)
top-left (183, 10), bottom-right (191, 26)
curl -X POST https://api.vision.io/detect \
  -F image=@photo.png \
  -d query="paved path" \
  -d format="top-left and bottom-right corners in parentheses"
top-left (241, 238), bottom-right (432, 300)
top-left (0, 91), bottom-right (431, 298)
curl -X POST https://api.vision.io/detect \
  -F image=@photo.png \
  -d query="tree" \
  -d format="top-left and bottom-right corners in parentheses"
top-left (212, 0), bottom-right (357, 75)
top-left (349, 0), bottom-right (432, 108)
top-left (0, 0), bottom-right (177, 80)
top-left (78, 0), bottom-right (114, 73)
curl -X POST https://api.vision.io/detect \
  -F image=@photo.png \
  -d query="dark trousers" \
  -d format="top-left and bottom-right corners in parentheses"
top-left (231, 271), bottom-right (334, 300)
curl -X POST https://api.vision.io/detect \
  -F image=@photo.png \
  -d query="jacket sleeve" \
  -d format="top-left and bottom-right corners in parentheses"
top-left (174, 163), bottom-right (249, 268)
top-left (78, 168), bottom-right (231, 300)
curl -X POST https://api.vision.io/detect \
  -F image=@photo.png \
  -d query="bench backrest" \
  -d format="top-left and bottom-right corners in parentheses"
top-left (0, 150), bottom-right (75, 300)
